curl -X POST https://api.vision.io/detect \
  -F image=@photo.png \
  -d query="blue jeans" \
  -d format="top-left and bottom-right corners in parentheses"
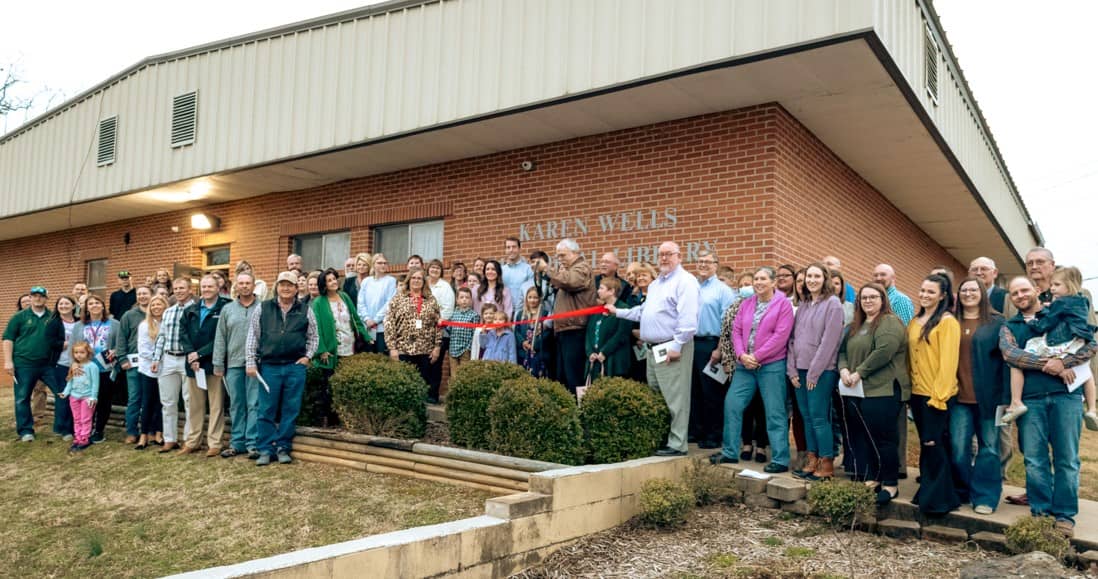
top-left (225, 367), bottom-right (260, 452)
top-left (49, 365), bottom-right (74, 436)
top-left (1018, 392), bottom-right (1082, 523)
top-left (794, 369), bottom-right (837, 458)
top-left (124, 368), bottom-right (142, 437)
top-left (949, 402), bottom-right (1002, 510)
top-left (722, 359), bottom-right (790, 466)
top-left (14, 365), bottom-right (65, 436)
top-left (256, 363), bottom-right (306, 455)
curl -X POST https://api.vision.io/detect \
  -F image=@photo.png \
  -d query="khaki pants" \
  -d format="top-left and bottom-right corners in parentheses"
top-left (448, 352), bottom-right (471, 381)
top-left (646, 341), bottom-right (694, 453)
top-left (183, 373), bottom-right (226, 450)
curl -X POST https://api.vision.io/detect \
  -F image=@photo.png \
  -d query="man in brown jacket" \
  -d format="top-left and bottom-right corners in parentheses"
top-left (535, 238), bottom-right (597, 393)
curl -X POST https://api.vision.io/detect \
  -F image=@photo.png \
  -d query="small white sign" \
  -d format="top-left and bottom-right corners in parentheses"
top-left (703, 362), bottom-right (729, 384)
top-left (1067, 363), bottom-right (1092, 393)
top-left (256, 373), bottom-right (271, 393)
top-left (738, 468), bottom-right (771, 480)
top-left (127, 354), bottom-right (140, 366)
top-left (994, 405), bottom-right (1009, 427)
top-left (195, 368), bottom-right (208, 391)
top-left (839, 379), bottom-right (865, 398)
top-left (652, 341), bottom-right (676, 364)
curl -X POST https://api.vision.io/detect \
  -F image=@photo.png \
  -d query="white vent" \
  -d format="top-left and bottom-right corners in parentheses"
top-left (170, 91), bottom-right (198, 148)
top-left (924, 24), bottom-right (939, 105)
top-left (96, 116), bottom-right (117, 167)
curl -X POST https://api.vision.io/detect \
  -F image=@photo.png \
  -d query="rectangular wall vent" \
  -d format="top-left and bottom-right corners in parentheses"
top-left (96, 116), bottom-right (117, 166)
top-left (171, 91), bottom-right (198, 148)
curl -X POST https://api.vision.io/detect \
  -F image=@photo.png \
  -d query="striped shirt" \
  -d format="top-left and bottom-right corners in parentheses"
top-left (153, 299), bottom-right (194, 361)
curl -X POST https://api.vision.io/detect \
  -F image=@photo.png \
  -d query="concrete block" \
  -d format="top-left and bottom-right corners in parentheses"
top-left (969, 531), bottom-right (1009, 554)
top-left (766, 477), bottom-right (806, 502)
top-left (484, 492), bottom-right (552, 520)
top-left (529, 465), bottom-right (623, 510)
top-left (878, 518), bottom-right (920, 540)
top-left (1077, 550), bottom-right (1098, 568)
top-left (620, 456), bottom-right (690, 496)
top-left (457, 521), bottom-right (515, 569)
top-left (781, 499), bottom-right (814, 516)
top-left (331, 549), bottom-right (390, 578)
top-left (507, 512), bottom-right (552, 555)
top-left (716, 462), bottom-right (745, 478)
top-left (736, 473), bottom-right (769, 494)
top-left (923, 525), bottom-right (968, 543)
top-left (546, 497), bottom-right (623, 544)
top-left (394, 532), bottom-right (462, 577)
top-left (743, 493), bottom-right (781, 509)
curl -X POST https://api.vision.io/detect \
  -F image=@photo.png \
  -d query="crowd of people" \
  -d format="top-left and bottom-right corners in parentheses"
top-left (3, 239), bottom-right (1094, 537)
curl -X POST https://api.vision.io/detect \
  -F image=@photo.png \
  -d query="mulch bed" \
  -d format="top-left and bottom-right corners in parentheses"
top-left (513, 504), bottom-right (1001, 578)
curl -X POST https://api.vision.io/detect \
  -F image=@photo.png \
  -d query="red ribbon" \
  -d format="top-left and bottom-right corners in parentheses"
top-left (439, 305), bottom-right (610, 329)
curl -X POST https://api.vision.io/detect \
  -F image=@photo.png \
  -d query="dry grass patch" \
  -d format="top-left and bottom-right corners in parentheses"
top-left (0, 396), bottom-right (490, 578)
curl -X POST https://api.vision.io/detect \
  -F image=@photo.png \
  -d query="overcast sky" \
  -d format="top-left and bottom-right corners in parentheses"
top-left (2, 0), bottom-right (1095, 293)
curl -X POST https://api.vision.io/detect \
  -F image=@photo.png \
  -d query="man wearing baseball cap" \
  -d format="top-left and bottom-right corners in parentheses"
top-left (245, 271), bottom-right (318, 466)
top-left (109, 271), bottom-right (137, 321)
top-left (3, 286), bottom-right (58, 441)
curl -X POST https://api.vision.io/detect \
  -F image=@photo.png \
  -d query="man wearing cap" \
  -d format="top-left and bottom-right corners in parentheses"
top-left (3, 286), bottom-right (58, 442)
top-left (109, 271), bottom-right (137, 320)
top-left (246, 271), bottom-right (318, 466)
top-left (114, 285), bottom-right (152, 443)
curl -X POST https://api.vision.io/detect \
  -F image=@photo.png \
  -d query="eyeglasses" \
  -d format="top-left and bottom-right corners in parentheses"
top-left (958, 288), bottom-right (982, 294)
top-left (658, 251), bottom-right (680, 258)
top-left (696, 259), bottom-right (716, 265)
top-left (775, 273), bottom-right (793, 279)
top-left (859, 295), bottom-right (882, 301)
top-left (1025, 259), bottom-right (1049, 267)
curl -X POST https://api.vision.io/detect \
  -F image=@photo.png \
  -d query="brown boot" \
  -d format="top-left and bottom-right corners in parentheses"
top-left (808, 457), bottom-right (834, 480)
top-left (793, 452), bottom-right (818, 479)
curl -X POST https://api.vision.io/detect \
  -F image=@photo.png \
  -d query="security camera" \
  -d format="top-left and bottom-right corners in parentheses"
top-left (520, 160), bottom-right (536, 172)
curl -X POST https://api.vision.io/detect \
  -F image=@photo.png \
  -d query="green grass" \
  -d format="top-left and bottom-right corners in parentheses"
top-left (0, 396), bottom-right (490, 577)
top-left (784, 546), bottom-right (816, 558)
top-left (762, 536), bottom-right (783, 547)
top-left (706, 552), bottom-right (739, 569)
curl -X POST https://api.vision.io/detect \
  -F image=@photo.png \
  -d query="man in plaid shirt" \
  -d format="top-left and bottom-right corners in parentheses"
top-left (1000, 275), bottom-right (1096, 538)
top-left (151, 278), bottom-right (195, 452)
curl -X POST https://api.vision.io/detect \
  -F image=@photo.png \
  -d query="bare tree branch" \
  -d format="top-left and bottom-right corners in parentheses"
top-left (0, 64), bottom-right (36, 116)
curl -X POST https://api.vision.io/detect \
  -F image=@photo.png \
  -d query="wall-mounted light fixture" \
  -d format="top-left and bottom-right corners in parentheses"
top-left (190, 213), bottom-right (221, 230)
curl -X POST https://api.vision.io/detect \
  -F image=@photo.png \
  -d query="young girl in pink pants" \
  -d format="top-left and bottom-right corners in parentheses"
top-left (59, 341), bottom-right (99, 452)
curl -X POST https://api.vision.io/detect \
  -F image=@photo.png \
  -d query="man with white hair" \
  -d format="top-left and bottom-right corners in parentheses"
top-left (608, 241), bottom-right (700, 456)
top-left (534, 239), bottom-right (597, 392)
top-left (872, 264), bottom-right (915, 325)
top-left (594, 252), bottom-right (632, 301)
top-left (822, 256), bottom-right (856, 303)
top-left (1025, 247), bottom-right (1056, 307)
top-left (286, 254), bottom-right (303, 273)
top-left (969, 256), bottom-right (1007, 314)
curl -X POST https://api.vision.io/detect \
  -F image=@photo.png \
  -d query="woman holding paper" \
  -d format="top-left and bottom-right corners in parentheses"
top-left (838, 283), bottom-right (909, 504)
top-left (787, 263), bottom-right (845, 481)
top-left (907, 273), bottom-right (962, 515)
top-left (710, 266), bottom-right (795, 474)
top-left (948, 277), bottom-right (1006, 515)
top-left (69, 295), bottom-right (121, 444)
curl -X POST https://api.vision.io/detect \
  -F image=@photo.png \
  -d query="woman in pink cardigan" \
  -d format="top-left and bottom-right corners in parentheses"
top-left (710, 266), bottom-right (795, 473)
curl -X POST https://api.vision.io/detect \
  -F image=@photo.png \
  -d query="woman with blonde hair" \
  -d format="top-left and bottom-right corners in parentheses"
top-left (343, 253), bottom-right (373, 304)
top-left (357, 253), bottom-right (397, 354)
top-left (135, 295), bottom-right (169, 449)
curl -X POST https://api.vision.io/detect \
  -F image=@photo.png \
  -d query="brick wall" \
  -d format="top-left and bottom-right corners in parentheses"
top-left (0, 103), bottom-right (956, 327)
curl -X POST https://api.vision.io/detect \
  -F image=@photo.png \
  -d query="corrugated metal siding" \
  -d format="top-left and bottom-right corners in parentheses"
top-left (872, 0), bottom-right (1035, 256)
top-left (0, 0), bottom-right (876, 218)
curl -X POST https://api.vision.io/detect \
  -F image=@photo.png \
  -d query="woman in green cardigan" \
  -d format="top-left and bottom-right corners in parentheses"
top-left (585, 277), bottom-right (633, 379)
top-left (837, 282), bottom-right (910, 505)
top-left (312, 268), bottom-right (370, 425)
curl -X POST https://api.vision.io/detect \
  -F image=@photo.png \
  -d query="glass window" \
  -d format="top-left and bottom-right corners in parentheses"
top-left (205, 246), bottom-right (231, 268)
top-left (293, 231), bottom-right (351, 272)
top-left (374, 220), bottom-right (444, 264)
top-left (87, 259), bottom-right (108, 297)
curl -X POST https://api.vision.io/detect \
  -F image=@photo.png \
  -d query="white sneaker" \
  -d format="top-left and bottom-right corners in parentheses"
top-left (974, 505), bottom-right (993, 515)
top-left (20, 434), bottom-right (35, 442)
top-left (62, 434), bottom-right (73, 442)
top-left (1085, 411), bottom-right (1098, 432)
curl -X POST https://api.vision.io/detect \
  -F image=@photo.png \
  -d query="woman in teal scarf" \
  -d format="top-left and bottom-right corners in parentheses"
top-left (311, 269), bottom-right (370, 425)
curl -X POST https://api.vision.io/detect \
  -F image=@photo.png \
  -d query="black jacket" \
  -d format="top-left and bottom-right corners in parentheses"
top-left (967, 314), bottom-right (1009, 420)
top-left (179, 297), bottom-right (231, 376)
top-left (45, 315), bottom-right (69, 366)
top-left (989, 286), bottom-right (1007, 315)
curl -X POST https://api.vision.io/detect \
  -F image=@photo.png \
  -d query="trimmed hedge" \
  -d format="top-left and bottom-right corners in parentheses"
top-left (299, 365), bottom-right (331, 427)
top-left (579, 376), bottom-right (670, 464)
top-left (637, 478), bottom-right (694, 528)
top-left (446, 361), bottom-right (528, 449)
top-left (487, 376), bottom-right (584, 465)
top-left (330, 353), bottom-right (428, 438)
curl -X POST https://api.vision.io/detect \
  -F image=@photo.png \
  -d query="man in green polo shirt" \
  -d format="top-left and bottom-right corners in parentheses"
top-left (3, 286), bottom-right (56, 441)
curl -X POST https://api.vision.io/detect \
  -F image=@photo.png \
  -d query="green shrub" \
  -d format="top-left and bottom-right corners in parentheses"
top-left (487, 376), bottom-right (584, 465)
top-left (637, 478), bottom-right (694, 528)
top-left (806, 480), bottom-right (874, 528)
top-left (298, 365), bottom-right (330, 427)
top-left (682, 457), bottom-right (739, 506)
top-left (330, 353), bottom-right (428, 438)
top-left (1005, 516), bottom-right (1070, 559)
top-left (446, 361), bottom-right (528, 449)
top-left (578, 376), bottom-right (670, 463)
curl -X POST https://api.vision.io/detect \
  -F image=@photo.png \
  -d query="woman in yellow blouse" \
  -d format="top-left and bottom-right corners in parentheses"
top-left (907, 273), bottom-right (962, 515)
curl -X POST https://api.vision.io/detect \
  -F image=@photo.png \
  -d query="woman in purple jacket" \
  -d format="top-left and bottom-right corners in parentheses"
top-left (710, 266), bottom-right (795, 473)
top-left (788, 263), bottom-right (845, 480)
